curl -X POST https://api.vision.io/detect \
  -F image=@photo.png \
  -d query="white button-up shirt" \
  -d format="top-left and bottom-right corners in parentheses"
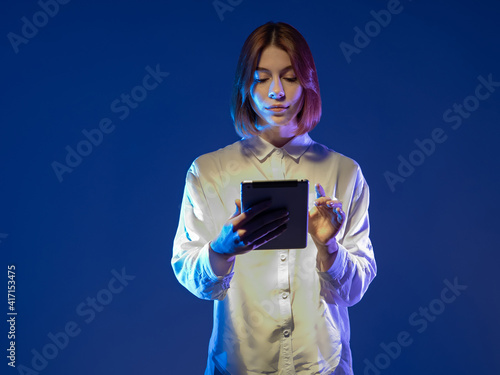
top-left (172, 133), bottom-right (376, 374)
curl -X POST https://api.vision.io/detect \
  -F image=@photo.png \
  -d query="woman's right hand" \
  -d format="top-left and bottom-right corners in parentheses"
top-left (209, 199), bottom-right (289, 261)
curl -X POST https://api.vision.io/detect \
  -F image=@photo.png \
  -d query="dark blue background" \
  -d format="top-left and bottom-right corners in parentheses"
top-left (1, 0), bottom-right (499, 374)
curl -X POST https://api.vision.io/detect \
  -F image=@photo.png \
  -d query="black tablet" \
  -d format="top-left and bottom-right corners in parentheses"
top-left (240, 179), bottom-right (309, 250)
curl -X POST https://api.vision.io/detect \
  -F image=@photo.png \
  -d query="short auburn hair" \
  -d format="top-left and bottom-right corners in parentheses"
top-left (231, 21), bottom-right (322, 138)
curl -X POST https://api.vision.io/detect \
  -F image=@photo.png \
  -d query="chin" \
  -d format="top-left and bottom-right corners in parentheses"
top-left (268, 116), bottom-right (291, 125)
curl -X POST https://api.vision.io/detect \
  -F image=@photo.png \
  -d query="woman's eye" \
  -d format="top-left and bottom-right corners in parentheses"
top-left (254, 77), bottom-right (297, 83)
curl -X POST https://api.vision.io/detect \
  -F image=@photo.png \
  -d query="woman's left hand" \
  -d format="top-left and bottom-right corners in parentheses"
top-left (308, 183), bottom-right (345, 261)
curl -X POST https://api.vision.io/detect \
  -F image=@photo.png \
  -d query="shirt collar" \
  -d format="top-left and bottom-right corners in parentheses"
top-left (242, 132), bottom-right (314, 162)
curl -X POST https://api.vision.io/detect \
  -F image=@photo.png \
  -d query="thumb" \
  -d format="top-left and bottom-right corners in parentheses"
top-left (315, 183), bottom-right (326, 199)
top-left (231, 199), bottom-right (242, 218)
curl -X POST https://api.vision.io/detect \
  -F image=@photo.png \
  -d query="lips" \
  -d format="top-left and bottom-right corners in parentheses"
top-left (266, 105), bottom-right (289, 112)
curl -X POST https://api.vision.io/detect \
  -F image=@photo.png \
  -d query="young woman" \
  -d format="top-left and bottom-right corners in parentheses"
top-left (172, 21), bottom-right (376, 375)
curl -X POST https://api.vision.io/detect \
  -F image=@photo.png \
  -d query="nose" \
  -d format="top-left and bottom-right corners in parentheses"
top-left (268, 77), bottom-right (285, 99)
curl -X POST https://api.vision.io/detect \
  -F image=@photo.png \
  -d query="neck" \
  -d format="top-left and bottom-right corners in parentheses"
top-left (258, 124), bottom-right (298, 148)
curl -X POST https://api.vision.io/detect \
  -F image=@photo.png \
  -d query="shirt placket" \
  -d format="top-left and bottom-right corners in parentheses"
top-left (271, 149), bottom-right (295, 373)
top-left (271, 148), bottom-right (286, 179)
top-left (278, 250), bottom-right (294, 373)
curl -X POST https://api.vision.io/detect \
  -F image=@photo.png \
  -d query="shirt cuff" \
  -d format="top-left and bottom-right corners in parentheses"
top-left (200, 243), bottom-right (235, 282)
top-left (324, 243), bottom-right (348, 280)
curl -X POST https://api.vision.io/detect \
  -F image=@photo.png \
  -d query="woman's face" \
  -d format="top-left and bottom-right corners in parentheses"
top-left (249, 45), bottom-right (304, 134)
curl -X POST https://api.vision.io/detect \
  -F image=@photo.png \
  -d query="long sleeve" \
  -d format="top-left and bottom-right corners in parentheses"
top-left (317, 166), bottom-right (377, 307)
top-left (171, 161), bottom-right (234, 301)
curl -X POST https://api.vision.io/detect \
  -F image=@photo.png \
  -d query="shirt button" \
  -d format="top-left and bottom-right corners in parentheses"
top-left (276, 149), bottom-right (283, 156)
top-left (280, 254), bottom-right (286, 261)
top-left (283, 330), bottom-right (290, 337)
top-left (282, 293), bottom-right (288, 299)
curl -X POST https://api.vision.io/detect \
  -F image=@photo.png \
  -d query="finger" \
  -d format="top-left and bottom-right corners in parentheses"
top-left (314, 196), bottom-right (332, 207)
top-left (242, 215), bottom-right (290, 246)
top-left (315, 183), bottom-right (326, 199)
top-left (334, 207), bottom-right (345, 224)
top-left (328, 202), bottom-right (344, 224)
top-left (326, 201), bottom-right (342, 209)
top-left (326, 196), bottom-right (341, 207)
top-left (233, 199), bottom-right (272, 227)
top-left (250, 222), bottom-right (288, 249)
top-left (313, 205), bottom-right (344, 228)
top-left (229, 199), bottom-right (242, 219)
top-left (319, 200), bottom-right (344, 220)
top-left (242, 208), bottom-right (289, 235)
top-left (314, 204), bottom-right (336, 218)
top-left (240, 213), bottom-right (289, 244)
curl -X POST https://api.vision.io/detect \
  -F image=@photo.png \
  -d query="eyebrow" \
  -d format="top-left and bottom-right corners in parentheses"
top-left (255, 65), bottom-right (294, 73)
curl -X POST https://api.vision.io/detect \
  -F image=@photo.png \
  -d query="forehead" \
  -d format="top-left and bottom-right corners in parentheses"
top-left (256, 45), bottom-right (293, 72)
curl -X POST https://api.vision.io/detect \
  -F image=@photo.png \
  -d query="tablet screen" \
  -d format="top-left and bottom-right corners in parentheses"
top-left (240, 179), bottom-right (309, 250)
